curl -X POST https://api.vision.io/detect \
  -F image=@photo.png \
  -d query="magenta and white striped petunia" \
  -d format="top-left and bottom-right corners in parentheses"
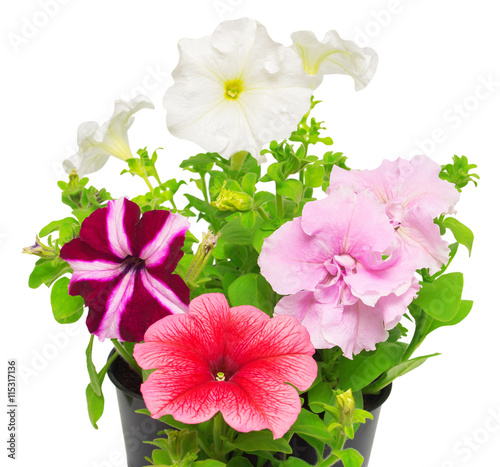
top-left (60, 198), bottom-right (191, 343)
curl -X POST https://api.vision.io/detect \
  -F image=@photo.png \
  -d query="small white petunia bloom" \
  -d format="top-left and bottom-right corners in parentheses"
top-left (164, 18), bottom-right (315, 159)
top-left (63, 95), bottom-right (154, 176)
top-left (291, 30), bottom-right (378, 91)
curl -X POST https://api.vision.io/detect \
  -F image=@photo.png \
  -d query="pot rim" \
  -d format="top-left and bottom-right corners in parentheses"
top-left (107, 349), bottom-right (144, 400)
top-left (364, 381), bottom-right (392, 413)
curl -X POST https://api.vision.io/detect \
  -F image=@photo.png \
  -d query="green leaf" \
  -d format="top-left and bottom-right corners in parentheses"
top-left (39, 217), bottom-right (79, 237)
top-left (29, 259), bottom-right (71, 289)
top-left (50, 277), bottom-right (84, 323)
top-left (333, 448), bottom-right (364, 467)
top-left (338, 342), bottom-right (406, 392)
top-left (241, 173), bottom-right (258, 196)
top-left (241, 210), bottom-right (256, 229)
top-left (364, 353), bottom-right (440, 394)
top-left (253, 191), bottom-right (275, 207)
top-left (226, 457), bottom-right (252, 467)
top-left (194, 460), bottom-right (227, 467)
top-left (304, 164), bottom-right (326, 188)
top-left (414, 272), bottom-right (463, 321)
top-left (424, 300), bottom-right (474, 335)
top-left (276, 179), bottom-right (303, 205)
top-left (85, 383), bottom-right (104, 430)
top-left (231, 430), bottom-right (292, 453)
top-left (85, 353), bottom-right (118, 429)
top-left (308, 382), bottom-right (336, 413)
top-left (85, 335), bottom-right (101, 397)
top-left (220, 217), bottom-right (260, 245)
top-left (180, 152), bottom-right (219, 173)
top-left (290, 409), bottom-right (333, 445)
top-left (443, 217), bottom-right (474, 255)
top-left (282, 458), bottom-right (314, 467)
top-left (227, 273), bottom-right (275, 316)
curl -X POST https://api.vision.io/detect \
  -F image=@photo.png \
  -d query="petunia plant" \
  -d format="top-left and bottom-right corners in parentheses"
top-left (24, 17), bottom-right (478, 467)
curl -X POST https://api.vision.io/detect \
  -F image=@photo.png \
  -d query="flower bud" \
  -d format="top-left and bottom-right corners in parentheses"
top-left (211, 182), bottom-right (253, 212)
top-left (336, 388), bottom-right (355, 428)
top-left (22, 236), bottom-right (57, 259)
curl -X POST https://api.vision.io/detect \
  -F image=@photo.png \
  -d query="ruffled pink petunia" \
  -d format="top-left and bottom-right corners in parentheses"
top-left (60, 198), bottom-right (190, 342)
top-left (258, 186), bottom-right (419, 357)
top-left (133, 293), bottom-right (317, 439)
top-left (329, 155), bottom-right (459, 273)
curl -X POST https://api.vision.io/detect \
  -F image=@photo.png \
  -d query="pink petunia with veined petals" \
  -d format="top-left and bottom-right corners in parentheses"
top-left (133, 293), bottom-right (317, 439)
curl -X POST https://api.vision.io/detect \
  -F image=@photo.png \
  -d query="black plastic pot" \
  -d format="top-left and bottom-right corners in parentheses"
top-left (107, 352), bottom-right (168, 467)
top-left (108, 352), bottom-right (392, 467)
top-left (289, 383), bottom-right (392, 466)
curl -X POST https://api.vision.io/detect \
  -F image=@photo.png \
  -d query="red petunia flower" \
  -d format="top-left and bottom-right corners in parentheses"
top-left (60, 198), bottom-right (190, 342)
top-left (134, 293), bottom-right (317, 439)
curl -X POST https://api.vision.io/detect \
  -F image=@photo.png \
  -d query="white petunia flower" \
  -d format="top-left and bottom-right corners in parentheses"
top-left (63, 95), bottom-right (154, 176)
top-left (291, 30), bottom-right (378, 90)
top-left (164, 18), bottom-right (315, 159)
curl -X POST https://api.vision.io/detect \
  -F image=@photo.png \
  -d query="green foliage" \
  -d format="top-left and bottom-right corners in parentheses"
top-left (85, 352), bottom-right (118, 429)
top-left (440, 155), bottom-right (479, 191)
top-left (122, 147), bottom-right (162, 184)
top-left (338, 342), bottom-right (407, 393)
top-left (58, 171), bottom-right (112, 222)
top-left (363, 353), bottom-right (440, 395)
top-left (50, 277), bottom-right (84, 323)
top-left (414, 272), bottom-right (463, 322)
top-left (227, 273), bottom-right (276, 316)
top-left (229, 431), bottom-right (292, 454)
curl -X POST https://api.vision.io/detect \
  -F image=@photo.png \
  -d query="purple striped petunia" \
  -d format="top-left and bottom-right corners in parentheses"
top-left (60, 198), bottom-right (191, 343)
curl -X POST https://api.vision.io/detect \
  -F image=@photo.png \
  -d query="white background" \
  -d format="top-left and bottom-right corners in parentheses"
top-left (1, 1), bottom-right (499, 466)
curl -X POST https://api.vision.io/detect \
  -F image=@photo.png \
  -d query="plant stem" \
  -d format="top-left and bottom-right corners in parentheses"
top-left (212, 412), bottom-right (225, 462)
top-left (110, 339), bottom-right (142, 375)
top-left (141, 175), bottom-right (155, 193)
top-left (318, 453), bottom-right (341, 467)
top-left (276, 182), bottom-right (284, 218)
top-left (257, 206), bottom-right (270, 221)
top-left (200, 173), bottom-right (209, 203)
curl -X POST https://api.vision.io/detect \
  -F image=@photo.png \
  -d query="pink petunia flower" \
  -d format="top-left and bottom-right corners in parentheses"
top-left (329, 155), bottom-right (459, 273)
top-left (133, 293), bottom-right (317, 439)
top-left (258, 187), bottom-right (419, 357)
top-left (60, 198), bottom-right (190, 342)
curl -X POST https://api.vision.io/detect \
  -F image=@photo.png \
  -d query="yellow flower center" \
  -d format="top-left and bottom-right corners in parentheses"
top-left (215, 372), bottom-right (225, 381)
top-left (224, 79), bottom-right (244, 100)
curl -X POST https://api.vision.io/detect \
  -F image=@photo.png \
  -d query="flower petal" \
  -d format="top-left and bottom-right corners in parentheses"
top-left (136, 210), bottom-right (190, 267)
top-left (63, 96), bottom-right (154, 176)
top-left (291, 30), bottom-right (378, 90)
top-left (301, 187), bottom-right (395, 260)
top-left (322, 300), bottom-right (388, 359)
top-left (78, 198), bottom-right (140, 260)
top-left (258, 217), bottom-right (329, 295)
top-left (135, 293), bottom-right (317, 438)
top-left (397, 207), bottom-right (452, 273)
top-left (274, 291), bottom-right (333, 349)
top-left (165, 18), bottom-right (313, 158)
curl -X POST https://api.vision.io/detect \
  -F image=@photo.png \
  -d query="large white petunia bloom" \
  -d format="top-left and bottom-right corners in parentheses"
top-left (164, 18), bottom-right (315, 159)
top-left (291, 30), bottom-right (378, 90)
top-left (63, 95), bottom-right (154, 176)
